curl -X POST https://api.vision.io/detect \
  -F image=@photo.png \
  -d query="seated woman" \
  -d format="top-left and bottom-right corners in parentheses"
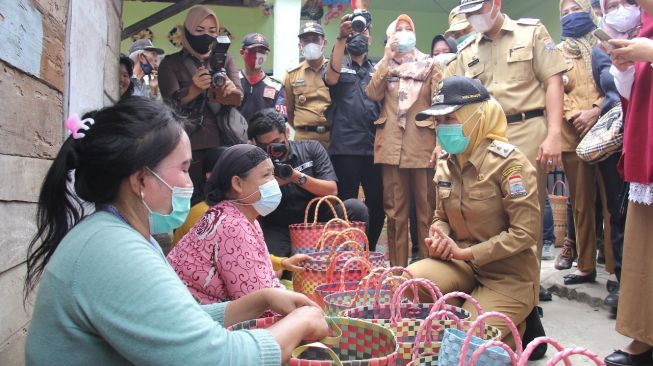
top-left (408, 76), bottom-right (543, 349)
top-left (24, 97), bottom-right (327, 365)
top-left (168, 144), bottom-right (303, 303)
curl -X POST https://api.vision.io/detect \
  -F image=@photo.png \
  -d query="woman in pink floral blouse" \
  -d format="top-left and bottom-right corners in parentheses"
top-left (167, 144), bottom-right (286, 304)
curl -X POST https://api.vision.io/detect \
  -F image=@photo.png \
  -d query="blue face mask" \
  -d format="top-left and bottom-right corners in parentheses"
top-left (140, 55), bottom-right (154, 75)
top-left (437, 124), bottom-right (470, 154)
top-left (396, 31), bottom-right (416, 53)
top-left (561, 11), bottom-right (596, 38)
top-left (142, 168), bottom-right (193, 235)
top-left (234, 179), bottom-right (282, 216)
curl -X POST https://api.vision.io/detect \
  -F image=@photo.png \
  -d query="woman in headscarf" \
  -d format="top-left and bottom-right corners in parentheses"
top-left (365, 14), bottom-right (442, 267)
top-left (407, 76), bottom-right (544, 354)
top-left (158, 6), bottom-right (245, 206)
top-left (168, 144), bottom-right (294, 304)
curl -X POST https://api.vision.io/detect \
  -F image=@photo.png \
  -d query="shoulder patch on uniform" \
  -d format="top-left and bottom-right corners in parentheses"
top-left (507, 173), bottom-right (528, 198)
top-left (287, 63), bottom-right (302, 73)
top-left (488, 140), bottom-right (516, 158)
top-left (502, 165), bottom-right (523, 178)
top-left (457, 33), bottom-right (477, 53)
top-left (517, 18), bottom-right (541, 26)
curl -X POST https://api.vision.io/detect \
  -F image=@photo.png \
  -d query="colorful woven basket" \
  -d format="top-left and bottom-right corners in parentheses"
top-left (549, 181), bottom-right (568, 247)
top-left (289, 196), bottom-right (366, 255)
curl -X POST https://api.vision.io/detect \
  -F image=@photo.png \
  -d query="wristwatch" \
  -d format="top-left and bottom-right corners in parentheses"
top-left (297, 173), bottom-right (308, 186)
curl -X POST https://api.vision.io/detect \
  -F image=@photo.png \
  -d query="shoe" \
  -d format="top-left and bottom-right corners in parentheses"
top-left (607, 279), bottom-right (620, 293)
top-left (555, 239), bottom-right (577, 270)
top-left (542, 241), bottom-right (555, 261)
top-left (523, 306), bottom-right (547, 360)
top-left (605, 289), bottom-right (619, 308)
top-left (539, 286), bottom-right (553, 301)
top-left (605, 349), bottom-right (653, 366)
top-left (563, 269), bottom-right (597, 285)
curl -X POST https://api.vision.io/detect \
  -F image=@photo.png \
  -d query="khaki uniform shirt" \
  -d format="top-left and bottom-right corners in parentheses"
top-left (365, 61), bottom-right (442, 168)
top-left (433, 139), bottom-right (540, 305)
top-left (448, 16), bottom-right (567, 115)
top-left (561, 56), bottom-right (603, 152)
top-left (284, 59), bottom-right (331, 129)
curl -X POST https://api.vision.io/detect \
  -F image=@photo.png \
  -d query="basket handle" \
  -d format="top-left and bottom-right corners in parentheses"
top-left (432, 291), bottom-right (484, 323)
top-left (549, 180), bottom-right (568, 197)
top-left (325, 250), bottom-right (365, 283)
top-left (468, 341), bottom-right (519, 366)
top-left (292, 342), bottom-right (344, 366)
top-left (326, 228), bottom-right (370, 261)
top-left (316, 229), bottom-right (344, 252)
top-left (546, 348), bottom-right (605, 366)
top-left (459, 311), bottom-right (524, 366)
top-left (373, 267), bottom-right (415, 306)
top-left (390, 278), bottom-right (443, 324)
top-left (317, 218), bottom-right (352, 245)
top-left (517, 337), bottom-right (570, 366)
top-left (334, 256), bottom-right (373, 286)
top-left (413, 309), bottom-right (464, 360)
top-left (303, 196), bottom-right (341, 225)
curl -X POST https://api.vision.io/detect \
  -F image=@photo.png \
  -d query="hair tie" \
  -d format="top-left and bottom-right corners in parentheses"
top-left (65, 113), bottom-right (95, 139)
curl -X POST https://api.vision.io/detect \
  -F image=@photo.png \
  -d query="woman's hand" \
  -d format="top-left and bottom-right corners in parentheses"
top-left (282, 254), bottom-right (308, 272)
top-left (263, 288), bottom-right (321, 315)
top-left (383, 35), bottom-right (398, 62)
top-left (192, 66), bottom-right (212, 91)
top-left (268, 305), bottom-right (329, 362)
top-left (426, 225), bottom-right (457, 261)
top-left (429, 145), bottom-right (443, 168)
top-left (609, 38), bottom-right (653, 64)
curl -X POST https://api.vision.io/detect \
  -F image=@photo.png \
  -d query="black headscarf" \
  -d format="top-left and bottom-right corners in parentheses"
top-left (205, 144), bottom-right (268, 205)
top-left (430, 34), bottom-right (458, 56)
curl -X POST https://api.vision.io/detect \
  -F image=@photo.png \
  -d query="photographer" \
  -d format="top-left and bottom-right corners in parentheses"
top-left (159, 5), bottom-right (245, 204)
top-left (323, 10), bottom-right (384, 251)
top-left (248, 109), bottom-right (369, 260)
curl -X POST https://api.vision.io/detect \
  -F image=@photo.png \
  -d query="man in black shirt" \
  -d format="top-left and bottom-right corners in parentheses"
top-left (323, 12), bottom-right (384, 251)
top-left (238, 33), bottom-right (286, 122)
top-left (248, 109), bottom-right (368, 258)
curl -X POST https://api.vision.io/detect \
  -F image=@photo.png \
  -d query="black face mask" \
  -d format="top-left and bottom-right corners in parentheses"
top-left (346, 34), bottom-right (369, 56)
top-left (184, 27), bottom-right (215, 54)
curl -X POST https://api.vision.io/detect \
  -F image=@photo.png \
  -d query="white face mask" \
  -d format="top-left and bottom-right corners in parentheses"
top-left (255, 52), bottom-right (267, 69)
top-left (467, 1), bottom-right (499, 34)
top-left (302, 42), bottom-right (323, 60)
top-left (604, 5), bottom-right (641, 36)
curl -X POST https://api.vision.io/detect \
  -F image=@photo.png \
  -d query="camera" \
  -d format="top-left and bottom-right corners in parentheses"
top-left (347, 9), bottom-right (372, 33)
top-left (207, 36), bottom-right (231, 87)
top-left (267, 143), bottom-right (294, 180)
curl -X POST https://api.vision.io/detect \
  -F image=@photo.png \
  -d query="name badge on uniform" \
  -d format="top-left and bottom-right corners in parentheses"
top-left (438, 181), bottom-right (452, 188)
top-left (386, 76), bottom-right (399, 82)
top-left (263, 87), bottom-right (276, 99)
top-left (292, 79), bottom-right (306, 87)
top-left (468, 58), bottom-right (480, 68)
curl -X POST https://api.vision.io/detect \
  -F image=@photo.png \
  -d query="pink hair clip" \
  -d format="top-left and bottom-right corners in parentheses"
top-left (65, 113), bottom-right (95, 139)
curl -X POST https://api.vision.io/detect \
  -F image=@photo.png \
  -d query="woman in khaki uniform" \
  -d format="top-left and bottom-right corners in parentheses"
top-left (365, 14), bottom-right (442, 267)
top-left (408, 76), bottom-right (543, 351)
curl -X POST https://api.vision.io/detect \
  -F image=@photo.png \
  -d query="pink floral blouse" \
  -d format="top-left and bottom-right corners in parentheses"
top-left (167, 201), bottom-right (282, 304)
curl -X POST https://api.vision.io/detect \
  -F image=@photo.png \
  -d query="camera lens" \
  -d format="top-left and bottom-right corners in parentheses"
top-left (275, 164), bottom-right (293, 180)
top-left (351, 15), bottom-right (366, 33)
top-left (212, 73), bottom-right (225, 87)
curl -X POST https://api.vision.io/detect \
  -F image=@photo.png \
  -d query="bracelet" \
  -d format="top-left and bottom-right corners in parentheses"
top-left (329, 62), bottom-right (341, 74)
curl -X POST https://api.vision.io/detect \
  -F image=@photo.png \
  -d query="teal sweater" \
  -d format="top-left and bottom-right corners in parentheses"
top-left (26, 212), bottom-right (281, 365)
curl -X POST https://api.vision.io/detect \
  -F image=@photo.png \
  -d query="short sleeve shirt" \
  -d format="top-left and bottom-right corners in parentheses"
top-left (322, 57), bottom-right (381, 156)
top-left (449, 16), bottom-right (567, 115)
top-left (284, 60), bottom-right (331, 128)
top-left (259, 140), bottom-right (337, 227)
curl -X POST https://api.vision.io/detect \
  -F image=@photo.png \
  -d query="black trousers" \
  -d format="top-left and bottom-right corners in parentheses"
top-left (598, 153), bottom-right (627, 281)
top-left (330, 155), bottom-right (385, 252)
top-left (261, 198), bottom-right (370, 258)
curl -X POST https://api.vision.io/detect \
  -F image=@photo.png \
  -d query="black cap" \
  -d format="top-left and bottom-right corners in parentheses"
top-left (416, 76), bottom-right (490, 120)
top-left (128, 39), bottom-right (164, 55)
top-left (242, 32), bottom-right (270, 50)
top-left (298, 22), bottom-right (325, 37)
top-left (459, 0), bottom-right (486, 14)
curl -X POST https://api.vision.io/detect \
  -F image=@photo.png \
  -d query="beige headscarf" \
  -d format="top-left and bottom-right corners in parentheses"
top-left (386, 14), bottom-right (435, 129)
top-left (558, 0), bottom-right (598, 79)
top-left (182, 6), bottom-right (220, 60)
top-left (453, 98), bottom-right (508, 167)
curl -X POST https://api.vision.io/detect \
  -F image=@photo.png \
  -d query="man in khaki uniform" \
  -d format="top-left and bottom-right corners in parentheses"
top-left (284, 22), bottom-right (332, 149)
top-left (408, 76), bottom-right (543, 352)
top-left (447, 0), bottom-right (567, 301)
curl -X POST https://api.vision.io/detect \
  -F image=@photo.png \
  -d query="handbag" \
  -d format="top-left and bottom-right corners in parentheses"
top-left (548, 181), bottom-right (568, 247)
top-left (576, 103), bottom-right (623, 164)
top-left (289, 196), bottom-right (367, 255)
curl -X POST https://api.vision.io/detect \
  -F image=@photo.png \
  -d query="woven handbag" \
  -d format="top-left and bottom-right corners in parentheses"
top-left (289, 196), bottom-right (367, 255)
top-left (576, 103), bottom-right (623, 164)
top-left (439, 312), bottom-right (523, 366)
top-left (293, 229), bottom-right (386, 304)
top-left (230, 316), bottom-right (399, 365)
top-left (319, 257), bottom-right (375, 312)
top-left (514, 337), bottom-right (604, 366)
top-left (548, 181), bottom-right (568, 247)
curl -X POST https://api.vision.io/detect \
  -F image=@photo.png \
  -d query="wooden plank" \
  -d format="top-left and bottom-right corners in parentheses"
top-left (121, 0), bottom-right (207, 40)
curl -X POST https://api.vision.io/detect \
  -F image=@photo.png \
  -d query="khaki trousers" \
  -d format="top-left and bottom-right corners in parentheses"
top-left (616, 201), bottom-right (653, 346)
top-left (294, 130), bottom-right (330, 150)
top-left (408, 259), bottom-right (531, 348)
top-left (506, 117), bottom-right (547, 255)
top-left (382, 165), bottom-right (436, 267)
top-left (562, 152), bottom-right (598, 272)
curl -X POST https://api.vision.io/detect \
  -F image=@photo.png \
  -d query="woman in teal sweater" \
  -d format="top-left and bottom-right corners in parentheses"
top-left (24, 97), bottom-right (327, 365)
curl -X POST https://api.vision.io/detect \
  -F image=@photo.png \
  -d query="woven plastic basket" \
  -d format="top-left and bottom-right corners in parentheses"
top-left (549, 180), bottom-right (568, 247)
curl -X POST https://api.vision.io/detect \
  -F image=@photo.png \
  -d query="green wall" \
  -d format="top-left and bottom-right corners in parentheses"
top-left (121, 1), bottom-right (562, 70)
